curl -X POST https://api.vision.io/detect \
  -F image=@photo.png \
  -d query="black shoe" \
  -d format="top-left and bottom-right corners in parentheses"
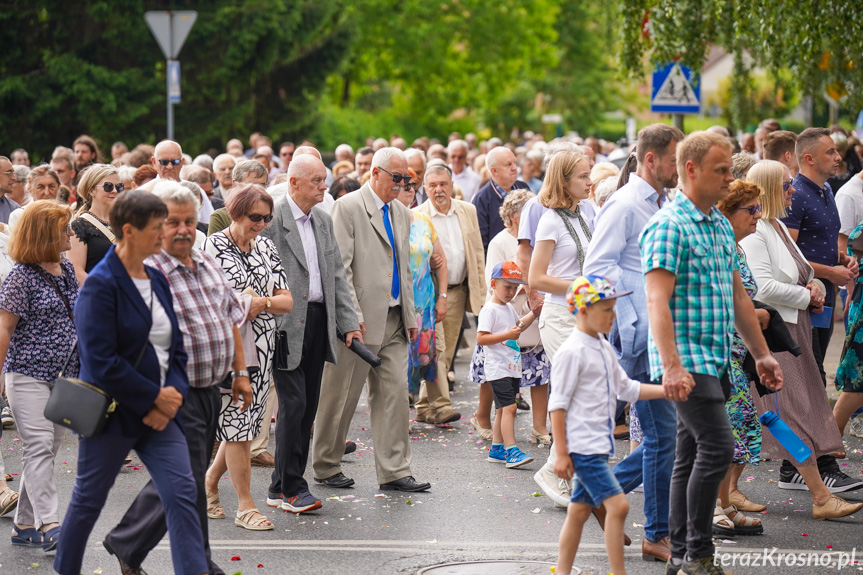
top-left (516, 395), bottom-right (530, 411)
top-left (103, 539), bottom-right (149, 575)
top-left (821, 467), bottom-right (863, 493)
top-left (344, 441), bottom-right (357, 455)
top-left (380, 476), bottom-right (431, 492)
top-left (314, 472), bottom-right (355, 488)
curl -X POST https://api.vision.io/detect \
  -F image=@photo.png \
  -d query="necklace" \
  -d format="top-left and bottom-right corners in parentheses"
top-left (226, 226), bottom-right (250, 253)
top-left (87, 211), bottom-right (111, 227)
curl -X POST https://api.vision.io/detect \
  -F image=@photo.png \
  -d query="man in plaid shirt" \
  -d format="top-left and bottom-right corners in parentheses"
top-left (103, 182), bottom-right (253, 575)
top-left (640, 131), bottom-right (782, 575)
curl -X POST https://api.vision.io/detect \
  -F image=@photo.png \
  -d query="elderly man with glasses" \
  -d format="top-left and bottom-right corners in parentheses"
top-left (0, 157), bottom-right (21, 225)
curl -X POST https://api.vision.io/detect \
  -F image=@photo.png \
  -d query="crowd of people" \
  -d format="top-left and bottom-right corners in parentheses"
top-left (0, 118), bottom-right (862, 575)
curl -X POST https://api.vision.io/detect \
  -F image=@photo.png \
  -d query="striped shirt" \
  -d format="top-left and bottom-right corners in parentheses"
top-left (146, 249), bottom-right (245, 388)
top-left (639, 192), bottom-right (737, 382)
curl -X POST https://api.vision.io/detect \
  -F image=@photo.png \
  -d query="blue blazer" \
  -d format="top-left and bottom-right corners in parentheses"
top-left (74, 246), bottom-right (189, 437)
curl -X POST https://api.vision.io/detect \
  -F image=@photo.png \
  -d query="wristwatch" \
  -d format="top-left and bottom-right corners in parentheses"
top-left (233, 370), bottom-right (250, 380)
top-left (440, 293), bottom-right (448, 299)
top-left (265, 298), bottom-right (272, 309)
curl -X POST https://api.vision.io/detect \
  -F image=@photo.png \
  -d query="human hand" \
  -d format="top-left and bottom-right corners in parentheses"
top-left (526, 288), bottom-right (544, 310)
top-left (344, 330), bottom-right (363, 347)
top-left (505, 326), bottom-right (522, 340)
top-left (231, 375), bottom-right (253, 412)
top-left (359, 322), bottom-right (367, 336)
top-left (409, 328), bottom-right (418, 343)
top-left (247, 297), bottom-right (267, 321)
top-left (531, 299), bottom-right (544, 317)
top-left (143, 406), bottom-right (170, 431)
top-left (756, 354), bottom-right (783, 391)
top-left (154, 386), bottom-right (183, 418)
top-left (830, 265), bottom-right (854, 285)
top-left (435, 297), bottom-right (447, 322)
top-left (662, 365), bottom-right (695, 402)
top-left (755, 308), bottom-right (770, 331)
top-left (843, 253), bottom-right (860, 278)
top-left (430, 254), bottom-right (444, 269)
top-left (806, 281), bottom-right (825, 307)
top-left (554, 451), bottom-right (573, 481)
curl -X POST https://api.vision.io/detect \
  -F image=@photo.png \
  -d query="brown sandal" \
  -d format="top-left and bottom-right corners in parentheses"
top-left (206, 489), bottom-right (225, 519)
top-left (235, 508), bottom-right (273, 531)
top-left (0, 488), bottom-right (19, 517)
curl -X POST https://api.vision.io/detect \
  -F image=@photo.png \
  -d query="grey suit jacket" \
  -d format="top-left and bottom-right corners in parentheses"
top-left (263, 196), bottom-right (360, 372)
top-left (330, 183), bottom-right (417, 346)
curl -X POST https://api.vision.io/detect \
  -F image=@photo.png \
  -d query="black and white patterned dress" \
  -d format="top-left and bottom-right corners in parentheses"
top-left (203, 232), bottom-right (289, 441)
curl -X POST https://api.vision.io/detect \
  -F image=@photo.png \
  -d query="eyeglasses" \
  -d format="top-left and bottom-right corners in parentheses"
top-left (100, 182), bottom-right (125, 193)
top-left (156, 159), bottom-right (182, 167)
top-left (783, 181), bottom-right (793, 192)
top-left (736, 204), bottom-right (762, 216)
top-left (376, 166), bottom-right (412, 185)
top-left (246, 213), bottom-right (274, 224)
top-left (0, 170), bottom-right (13, 176)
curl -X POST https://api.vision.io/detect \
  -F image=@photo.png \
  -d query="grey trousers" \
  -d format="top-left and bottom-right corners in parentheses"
top-left (6, 372), bottom-right (65, 527)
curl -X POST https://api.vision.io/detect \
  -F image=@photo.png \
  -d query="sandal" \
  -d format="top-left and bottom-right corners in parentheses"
top-left (712, 502), bottom-right (735, 537)
top-left (4, 473), bottom-right (13, 481)
top-left (830, 451), bottom-right (847, 459)
top-left (41, 525), bottom-right (61, 552)
top-left (528, 428), bottom-right (552, 446)
top-left (729, 488), bottom-right (766, 512)
top-left (11, 525), bottom-right (43, 547)
top-left (206, 489), bottom-right (225, 519)
top-left (723, 503), bottom-right (764, 535)
top-left (235, 508), bottom-right (273, 531)
top-left (469, 416), bottom-right (493, 441)
top-left (0, 488), bottom-right (19, 517)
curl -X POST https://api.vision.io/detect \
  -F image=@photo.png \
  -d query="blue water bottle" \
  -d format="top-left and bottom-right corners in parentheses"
top-left (759, 392), bottom-right (812, 464)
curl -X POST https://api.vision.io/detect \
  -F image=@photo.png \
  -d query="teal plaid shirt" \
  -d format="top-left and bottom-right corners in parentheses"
top-left (639, 192), bottom-right (737, 382)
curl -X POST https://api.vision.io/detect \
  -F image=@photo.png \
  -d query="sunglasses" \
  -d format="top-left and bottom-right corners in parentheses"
top-left (100, 182), bottom-right (125, 193)
top-left (246, 213), bottom-right (274, 224)
top-left (783, 181), bottom-right (793, 192)
top-left (736, 204), bottom-right (762, 216)
top-left (156, 158), bottom-right (182, 167)
top-left (376, 166), bottom-right (412, 185)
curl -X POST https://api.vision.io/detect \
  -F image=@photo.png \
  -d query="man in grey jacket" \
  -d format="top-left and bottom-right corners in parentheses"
top-left (262, 154), bottom-right (362, 514)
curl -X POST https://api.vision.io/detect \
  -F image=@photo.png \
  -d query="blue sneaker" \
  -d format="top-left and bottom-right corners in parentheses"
top-left (488, 445), bottom-right (506, 463)
top-left (505, 446), bottom-right (534, 469)
top-left (282, 490), bottom-right (322, 513)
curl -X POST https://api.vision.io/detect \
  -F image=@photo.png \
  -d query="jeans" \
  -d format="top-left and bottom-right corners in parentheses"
top-left (668, 373), bottom-right (735, 561)
top-left (569, 453), bottom-right (621, 506)
top-left (571, 373), bottom-right (677, 543)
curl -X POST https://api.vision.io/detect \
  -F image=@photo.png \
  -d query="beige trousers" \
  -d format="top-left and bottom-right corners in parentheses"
top-left (312, 307), bottom-right (413, 484)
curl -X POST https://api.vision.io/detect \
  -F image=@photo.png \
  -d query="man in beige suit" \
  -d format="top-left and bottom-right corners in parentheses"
top-left (312, 148), bottom-right (430, 492)
top-left (414, 164), bottom-right (486, 424)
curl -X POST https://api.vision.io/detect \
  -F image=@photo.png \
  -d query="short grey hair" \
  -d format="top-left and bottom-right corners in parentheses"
top-left (371, 147), bottom-right (406, 170)
top-left (183, 165), bottom-right (214, 186)
top-left (447, 139), bottom-right (468, 154)
top-left (523, 149), bottom-right (544, 166)
top-left (485, 146), bottom-right (512, 171)
top-left (424, 163), bottom-right (452, 182)
top-left (117, 166), bottom-right (137, 183)
top-left (404, 148), bottom-right (427, 168)
top-left (542, 140), bottom-right (581, 170)
top-left (233, 159), bottom-right (268, 183)
top-left (12, 165), bottom-right (30, 180)
top-left (335, 143), bottom-right (354, 157)
top-left (594, 177), bottom-right (617, 207)
top-left (193, 154), bottom-right (214, 170)
top-left (152, 180), bottom-right (201, 213)
top-left (213, 153), bottom-right (236, 171)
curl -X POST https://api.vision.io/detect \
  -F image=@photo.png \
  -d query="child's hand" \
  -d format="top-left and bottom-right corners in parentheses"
top-left (554, 455), bottom-right (573, 481)
top-left (505, 326), bottom-right (522, 340)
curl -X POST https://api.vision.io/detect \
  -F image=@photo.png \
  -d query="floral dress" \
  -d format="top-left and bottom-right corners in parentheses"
top-left (204, 232), bottom-right (289, 441)
top-left (836, 220), bottom-right (863, 392)
top-left (727, 249), bottom-right (762, 464)
top-left (407, 212), bottom-right (437, 394)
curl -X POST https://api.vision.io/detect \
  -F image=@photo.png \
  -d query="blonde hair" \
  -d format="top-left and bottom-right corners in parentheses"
top-left (676, 131), bottom-right (734, 183)
top-left (538, 151), bottom-right (587, 209)
top-left (75, 163), bottom-right (119, 216)
top-left (9, 201), bottom-right (72, 264)
top-left (746, 160), bottom-right (788, 220)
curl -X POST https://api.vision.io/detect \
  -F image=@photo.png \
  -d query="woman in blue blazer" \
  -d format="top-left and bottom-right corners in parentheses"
top-left (55, 191), bottom-right (208, 575)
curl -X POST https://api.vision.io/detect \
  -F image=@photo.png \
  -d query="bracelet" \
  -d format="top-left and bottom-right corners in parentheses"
top-left (516, 320), bottom-right (526, 329)
top-left (440, 293), bottom-right (448, 298)
top-left (232, 370), bottom-right (250, 380)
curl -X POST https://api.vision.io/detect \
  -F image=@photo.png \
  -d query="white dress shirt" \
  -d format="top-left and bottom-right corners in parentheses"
top-left (371, 192), bottom-right (401, 306)
top-left (429, 201), bottom-right (466, 285)
top-left (286, 194), bottom-right (323, 302)
top-left (451, 166), bottom-right (481, 202)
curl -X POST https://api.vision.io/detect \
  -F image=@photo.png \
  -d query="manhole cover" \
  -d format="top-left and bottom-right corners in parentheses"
top-left (416, 560), bottom-right (581, 575)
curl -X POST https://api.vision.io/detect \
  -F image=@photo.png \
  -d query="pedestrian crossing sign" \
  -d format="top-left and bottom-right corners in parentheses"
top-left (651, 63), bottom-right (701, 114)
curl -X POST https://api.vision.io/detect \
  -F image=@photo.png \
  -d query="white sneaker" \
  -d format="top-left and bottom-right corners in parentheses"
top-left (533, 465), bottom-right (570, 507)
top-left (850, 415), bottom-right (863, 439)
top-left (1, 407), bottom-right (13, 428)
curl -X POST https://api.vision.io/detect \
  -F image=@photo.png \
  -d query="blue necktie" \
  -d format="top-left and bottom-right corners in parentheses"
top-left (382, 204), bottom-right (399, 301)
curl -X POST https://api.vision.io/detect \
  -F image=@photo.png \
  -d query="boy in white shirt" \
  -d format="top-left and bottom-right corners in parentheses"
top-left (471, 261), bottom-right (537, 469)
top-left (550, 275), bottom-right (676, 575)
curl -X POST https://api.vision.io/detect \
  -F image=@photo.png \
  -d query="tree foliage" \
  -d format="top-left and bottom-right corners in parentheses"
top-left (0, 0), bottom-right (352, 157)
top-left (618, 0), bottom-right (863, 129)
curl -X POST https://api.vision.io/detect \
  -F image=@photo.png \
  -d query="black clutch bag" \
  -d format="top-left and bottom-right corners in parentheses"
top-left (338, 331), bottom-right (382, 367)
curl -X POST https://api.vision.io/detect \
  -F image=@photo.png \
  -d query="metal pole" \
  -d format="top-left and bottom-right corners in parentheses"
top-left (167, 12), bottom-right (174, 140)
top-left (672, 113), bottom-right (684, 132)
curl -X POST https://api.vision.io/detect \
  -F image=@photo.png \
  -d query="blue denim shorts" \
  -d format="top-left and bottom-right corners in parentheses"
top-left (569, 453), bottom-right (623, 506)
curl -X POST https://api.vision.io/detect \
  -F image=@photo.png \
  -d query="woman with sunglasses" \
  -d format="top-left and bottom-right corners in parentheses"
top-left (741, 160), bottom-right (861, 520)
top-left (712, 180), bottom-right (768, 536)
top-left (69, 164), bottom-right (125, 286)
top-left (202, 183), bottom-right (292, 531)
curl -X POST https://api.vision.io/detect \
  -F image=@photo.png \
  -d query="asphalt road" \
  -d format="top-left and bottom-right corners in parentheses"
top-left (1, 326), bottom-right (861, 575)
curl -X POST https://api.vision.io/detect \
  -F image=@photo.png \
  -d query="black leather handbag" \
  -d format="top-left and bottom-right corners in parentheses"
top-left (37, 266), bottom-right (147, 438)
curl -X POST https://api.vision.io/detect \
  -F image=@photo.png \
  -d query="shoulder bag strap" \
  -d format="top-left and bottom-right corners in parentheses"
top-left (79, 213), bottom-right (117, 245)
